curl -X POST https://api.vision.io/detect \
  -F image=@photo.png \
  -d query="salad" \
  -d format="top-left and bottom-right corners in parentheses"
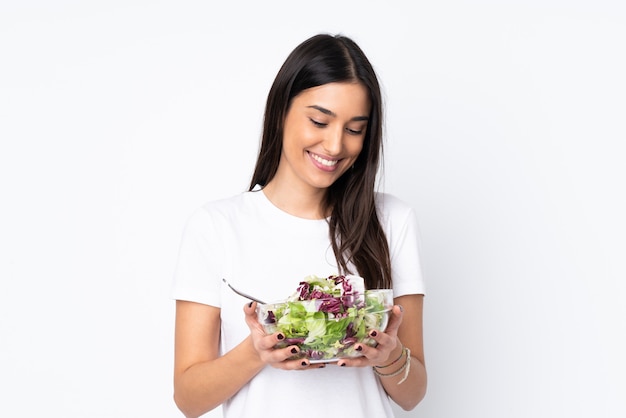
top-left (258, 274), bottom-right (392, 361)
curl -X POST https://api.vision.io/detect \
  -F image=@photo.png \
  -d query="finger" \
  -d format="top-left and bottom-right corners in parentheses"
top-left (243, 301), bottom-right (260, 329)
top-left (271, 356), bottom-right (313, 370)
top-left (261, 343), bottom-right (300, 362)
top-left (346, 306), bottom-right (404, 364)
top-left (382, 304), bottom-right (404, 336)
top-left (336, 355), bottom-right (371, 368)
top-left (355, 305), bottom-right (402, 354)
top-left (243, 302), bottom-right (266, 335)
top-left (345, 340), bottom-right (388, 366)
top-left (243, 300), bottom-right (257, 316)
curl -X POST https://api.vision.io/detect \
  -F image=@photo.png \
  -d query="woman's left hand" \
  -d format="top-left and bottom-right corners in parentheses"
top-left (335, 304), bottom-right (404, 367)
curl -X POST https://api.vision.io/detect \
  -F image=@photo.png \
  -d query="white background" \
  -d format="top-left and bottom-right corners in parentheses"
top-left (1, 1), bottom-right (625, 417)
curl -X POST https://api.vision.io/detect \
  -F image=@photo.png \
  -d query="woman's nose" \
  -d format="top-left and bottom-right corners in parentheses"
top-left (322, 127), bottom-right (343, 155)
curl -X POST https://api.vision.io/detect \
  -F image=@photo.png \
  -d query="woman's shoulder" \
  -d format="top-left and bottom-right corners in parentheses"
top-left (198, 190), bottom-right (249, 212)
top-left (374, 191), bottom-right (415, 219)
top-left (184, 190), bottom-right (258, 229)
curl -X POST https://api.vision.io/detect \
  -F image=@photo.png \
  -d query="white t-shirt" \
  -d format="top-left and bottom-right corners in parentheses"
top-left (171, 188), bottom-right (425, 418)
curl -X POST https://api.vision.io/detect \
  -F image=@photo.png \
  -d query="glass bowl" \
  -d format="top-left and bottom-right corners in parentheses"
top-left (257, 289), bottom-right (393, 362)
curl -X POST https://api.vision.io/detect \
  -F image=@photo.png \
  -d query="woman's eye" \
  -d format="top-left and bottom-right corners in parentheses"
top-left (310, 118), bottom-right (327, 127)
top-left (346, 128), bottom-right (363, 135)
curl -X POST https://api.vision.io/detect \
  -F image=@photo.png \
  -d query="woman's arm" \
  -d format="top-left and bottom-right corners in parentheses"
top-left (173, 300), bottom-right (264, 417)
top-left (376, 294), bottom-right (427, 410)
top-left (173, 300), bottom-right (315, 418)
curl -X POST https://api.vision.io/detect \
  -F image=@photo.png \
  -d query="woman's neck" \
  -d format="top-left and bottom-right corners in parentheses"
top-left (262, 180), bottom-right (329, 220)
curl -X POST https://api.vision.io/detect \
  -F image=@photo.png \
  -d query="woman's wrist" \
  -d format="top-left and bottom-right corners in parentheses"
top-left (243, 335), bottom-right (268, 368)
top-left (372, 346), bottom-right (412, 384)
top-left (374, 339), bottom-right (403, 369)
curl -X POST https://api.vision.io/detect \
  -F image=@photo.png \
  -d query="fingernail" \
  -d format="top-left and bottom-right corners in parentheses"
top-left (277, 333), bottom-right (284, 340)
top-left (291, 347), bottom-right (298, 354)
top-left (370, 330), bottom-right (378, 337)
top-left (301, 361), bottom-right (308, 367)
top-left (248, 301), bottom-right (253, 308)
top-left (356, 345), bottom-right (363, 352)
top-left (398, 305), bottom-right (404, 312)
top-left (318, 364), bottom-right (326, 369)
top-left (339, 362), bottom-right (346, 367)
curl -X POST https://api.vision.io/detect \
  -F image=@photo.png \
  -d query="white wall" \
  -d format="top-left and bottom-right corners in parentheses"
top-left (1, 1), bottom-right (624, 417)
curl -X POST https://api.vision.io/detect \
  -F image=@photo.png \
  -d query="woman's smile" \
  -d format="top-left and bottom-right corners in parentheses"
top-left (308, 151), bottom-right (340, 171)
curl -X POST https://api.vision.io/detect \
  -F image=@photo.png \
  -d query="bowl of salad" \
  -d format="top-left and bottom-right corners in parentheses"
top-left (257, 274), bottom-right (393, 363)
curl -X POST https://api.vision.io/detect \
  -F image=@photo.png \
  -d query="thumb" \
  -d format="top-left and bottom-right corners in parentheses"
top-left (243, 301), bottom-right (265, 333)
top-left (244, 301), bottom-right (261, 324)
top-left (243, 300), bottom-right (257, 315)
top-left (383, 305), bottom-right (404, 335)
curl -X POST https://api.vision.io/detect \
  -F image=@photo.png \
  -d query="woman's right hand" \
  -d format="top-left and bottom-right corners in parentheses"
top-left (244, 301), bottom-right (316, 370)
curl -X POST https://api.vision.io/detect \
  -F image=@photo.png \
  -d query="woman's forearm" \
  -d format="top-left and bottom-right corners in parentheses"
top-left (379, 355), bottom-right (427, 411)
top-left (377, 294), bottom-right (426, 410)
top-left (174, 336), bottom-right (265, 418)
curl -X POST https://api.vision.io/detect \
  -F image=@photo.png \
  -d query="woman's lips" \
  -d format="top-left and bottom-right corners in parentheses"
top-left (308, 151), bottom-right (340, 172)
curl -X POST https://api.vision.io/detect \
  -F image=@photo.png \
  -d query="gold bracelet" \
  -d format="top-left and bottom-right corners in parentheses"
top-left (374, 343), bottom-right (405, 369)
top-left (372, 347), bottom-right (411, 385)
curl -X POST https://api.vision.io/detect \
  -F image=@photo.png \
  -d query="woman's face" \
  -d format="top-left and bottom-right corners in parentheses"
top-left (275, 82), bottom-right (371, 193)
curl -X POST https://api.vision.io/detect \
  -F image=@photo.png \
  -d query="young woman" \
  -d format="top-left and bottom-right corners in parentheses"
top-left (171, 34), bottom-right (426, 418)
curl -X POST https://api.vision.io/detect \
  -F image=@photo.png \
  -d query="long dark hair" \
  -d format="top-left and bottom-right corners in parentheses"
top-left (249, 34), bottom-right (391, 289)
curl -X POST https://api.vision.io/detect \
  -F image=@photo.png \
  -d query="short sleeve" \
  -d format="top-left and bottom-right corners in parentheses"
top-left (379, 195), bottom-right (426, 297)
top-left (170, 208), bottom-right (223, 307)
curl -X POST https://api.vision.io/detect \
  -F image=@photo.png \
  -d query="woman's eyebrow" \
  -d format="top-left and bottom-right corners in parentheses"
top-left (306, 105), bottom-right (369, 121)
